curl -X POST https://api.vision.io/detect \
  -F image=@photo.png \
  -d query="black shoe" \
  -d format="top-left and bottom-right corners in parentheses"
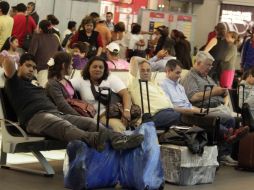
top-left (96, 131), bottom-right (109, 152)
top-left (111, 134), bottom-right (144, 150)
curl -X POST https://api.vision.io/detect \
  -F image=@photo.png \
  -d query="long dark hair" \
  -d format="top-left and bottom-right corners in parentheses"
top-left (1, 36), bottom-right (17, 51)
top-left (82, 56), bottom-right (109, 82)
top-left (48, 52), bottom-right (72, 80)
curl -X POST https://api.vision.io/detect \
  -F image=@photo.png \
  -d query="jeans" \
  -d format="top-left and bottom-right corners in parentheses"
top-left (152, 108), bottom-right (181, 130)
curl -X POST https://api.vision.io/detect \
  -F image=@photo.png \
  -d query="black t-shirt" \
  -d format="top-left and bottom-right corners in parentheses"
top-left (78, 30), bottom-right (99, 58)
top-left (5, 72), bottom-right (57, 126)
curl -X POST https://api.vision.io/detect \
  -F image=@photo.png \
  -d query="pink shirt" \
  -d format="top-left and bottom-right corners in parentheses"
top-left (64, 81), bottom-right (75, 98)
top-left (106, 59), bottom-right (129, 70)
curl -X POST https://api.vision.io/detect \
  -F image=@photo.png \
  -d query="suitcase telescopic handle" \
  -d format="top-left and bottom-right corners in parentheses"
top-left (237, 84), bottom-right (245, 105)
top-left (96, 87), bottom-right (111, 131)
top-left (200, 85), bottom-right (214, 114)
top-left (139, 79), bottom-right (150, 115)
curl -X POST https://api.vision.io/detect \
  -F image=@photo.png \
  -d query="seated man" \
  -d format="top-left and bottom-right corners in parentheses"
top-left (180, 51), bottom-right (249, 165)
top-left (148, 42), bottom-right (176, 72)
top-left (128, 56), bottom-right (180, 129)
top-left (161, 59), bottom-right (249, 164)
top-left (0, 53), bottom-right (143, 152)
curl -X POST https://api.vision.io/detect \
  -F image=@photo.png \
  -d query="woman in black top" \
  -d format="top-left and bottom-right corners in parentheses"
top-left (69, 16), bottom-right (103, 58)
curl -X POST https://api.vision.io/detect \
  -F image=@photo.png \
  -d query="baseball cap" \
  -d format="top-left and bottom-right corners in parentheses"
top-left (106, 42), bottom-right (120, 54)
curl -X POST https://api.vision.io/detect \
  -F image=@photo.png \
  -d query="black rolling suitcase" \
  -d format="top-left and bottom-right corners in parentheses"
top-left (139, 79), bottom-right (153, 123)
top-left (180, 85), bottom-right (220, 145)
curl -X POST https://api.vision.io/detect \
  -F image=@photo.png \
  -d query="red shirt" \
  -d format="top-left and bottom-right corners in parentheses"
top-left (12, 14), bottom-right (36, 47)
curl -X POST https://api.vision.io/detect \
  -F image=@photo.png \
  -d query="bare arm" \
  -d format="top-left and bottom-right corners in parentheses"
top-left (0, 54), bottom-right (16, 78)
top-left (190, 87), bottom-right (228, 103)
top-left (204, 37), bottom-right (217, 52)
top-left (118, 88), bottom-right (131, 123)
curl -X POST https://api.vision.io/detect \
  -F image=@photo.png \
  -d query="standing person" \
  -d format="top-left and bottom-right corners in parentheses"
top-left (47, 14), bottom-right (60, 39)
top-left (171, 29), bottom-right (192, 69)
top-left (0, 1), bottom-right (14, 50)
top-left (204, 23), bottom-right (227, 83)
top-left (127, 23), bottom-right (146, 61)
top-left (0, 36), bottom-right (20, 67)
top-left (12, 3), bottom-right (36, 54)
top-left (241, 27), bottom-right (254, 71)
top-left (105, 12), bottom-right (114, 31)
top-left (154, 25), bottom-right (175, 56)
top-left (69, 16), bottom-right (103, 58)
top-left (9, 5), bottom-right (17, 17)
top-left (27, 2), bottom-right (39, 24)
top-left (220, 31), bottom-right (238, 88)
top-left (62, 21), bottom-right (77, 48)
top-left (111, 22), bottom-right (126, 59)
top-left (28, 20), bottom-right (61, 87)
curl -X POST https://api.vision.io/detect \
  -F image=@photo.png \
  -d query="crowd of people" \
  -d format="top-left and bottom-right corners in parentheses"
top-left (0, 0), bottom-right (254, 169)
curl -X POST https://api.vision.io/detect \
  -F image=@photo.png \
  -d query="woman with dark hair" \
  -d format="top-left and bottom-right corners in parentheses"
top-left (46, 51), bottom-right (96, 117)
top-left (154, 25), bottom-right (175, 55)
top-left (71, 56), bottom-right (139, 132)
top-left (47, 14), bottom-right (60, 38)
top-left (28, 19), bottom-right (61, 87)
top-left (171, 29), bottom-right (192, 69)
top-left (0, 36), bottom-right (20, 67)
top-left (111, 22), bottom-right (126, 59)
top-left (69, 16), bottom-right (103, 58)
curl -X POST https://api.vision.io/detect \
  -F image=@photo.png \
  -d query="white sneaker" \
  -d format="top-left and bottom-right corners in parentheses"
top-left (220, 155), bottom-right (238, 166)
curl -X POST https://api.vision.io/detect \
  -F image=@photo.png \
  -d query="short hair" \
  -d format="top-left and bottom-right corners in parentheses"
top-left (106, 12), bottom-right (113, 16)
top-left (165, 59), bottom-right (183, 71)
top-left (0, 1), bottom-right (10, 15)
top-left (163, 42), bottom-right (175, 56)
top-left (39, 20), bottom-right (52, 34)
top-left (19, 53), bottom-right (36, 65)
top-left (242, 68), bottom-right (254, 80)
top-left (114, 22), bottom-right (125, 32)
top-left (27, 2), bottom-right (35, 9)
top-left (80, 16), bottom-right (95, 30)
top-left (16, 3), bottom-right (27, 12)
top-left (47, 14), bottom-right (59, 25)
top-left (72, 41), bottom-right (89, 54)
top-left (195, 51), bottom-right (214, 64)
top-left (48, 52), bottom-right (72, 79)
top-left (157, 25), bottom-right (169, 37)
top-left (68, 21), bottom-right (76, 30)
top-left (0, 36), bottom-right (18, 52)
top-left (82, 56), bottom-right (109, 82)
top-left (131, 24), bottom-right (141, 34)
top-left (90, 12), bottom-right (100, 19)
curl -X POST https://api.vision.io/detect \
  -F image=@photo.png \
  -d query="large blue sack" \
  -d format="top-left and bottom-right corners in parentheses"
top-left (119, 122), bottom-right (165, 190)
top-left (64, 140), bottom-right (120, 190)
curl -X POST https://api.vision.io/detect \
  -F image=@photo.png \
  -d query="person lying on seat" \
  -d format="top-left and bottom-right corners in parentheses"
top-left (128, 56), bottom-right (181, 130)
top-left (0, 53), bottom-right (143, 152)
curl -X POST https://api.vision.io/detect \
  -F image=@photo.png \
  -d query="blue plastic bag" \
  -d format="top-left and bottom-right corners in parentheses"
top-left (119, 122), bottom-right (165, 190)
top-left (64, 140), bottom-right (120, 190)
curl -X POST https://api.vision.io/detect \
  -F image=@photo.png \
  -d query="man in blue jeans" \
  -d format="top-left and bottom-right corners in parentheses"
top-left (128, 56), bottom-right (181, 129)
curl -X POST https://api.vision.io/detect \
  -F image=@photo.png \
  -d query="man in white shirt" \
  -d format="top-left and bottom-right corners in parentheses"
top-left (0, 1), bottom-right (14, 50)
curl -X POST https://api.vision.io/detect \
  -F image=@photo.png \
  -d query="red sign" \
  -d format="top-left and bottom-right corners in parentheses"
top-left (150, 12), bottom-right (165, 19)
top-left (177, 15), bottom-right (192, 22)
top-left (168, 14), bottom-right (174, 22)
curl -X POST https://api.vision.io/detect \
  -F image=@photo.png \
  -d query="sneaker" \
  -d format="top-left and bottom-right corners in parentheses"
top-left (111, 134), bottom-right (144, 150)
top-left (220, 155), bottom-right (238, 166)
top-left (226, 126), bottom-right (249, 144)
top-left (96, 131), bottom-right (109, 152)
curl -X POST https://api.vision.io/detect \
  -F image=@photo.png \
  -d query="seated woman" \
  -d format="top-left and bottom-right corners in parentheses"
top-left (106, 42), bottom-right (129, 70)
top-left (71, 56), bottom-right (140, 132)
top-left (45, 51), bottom-right (96, 117)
